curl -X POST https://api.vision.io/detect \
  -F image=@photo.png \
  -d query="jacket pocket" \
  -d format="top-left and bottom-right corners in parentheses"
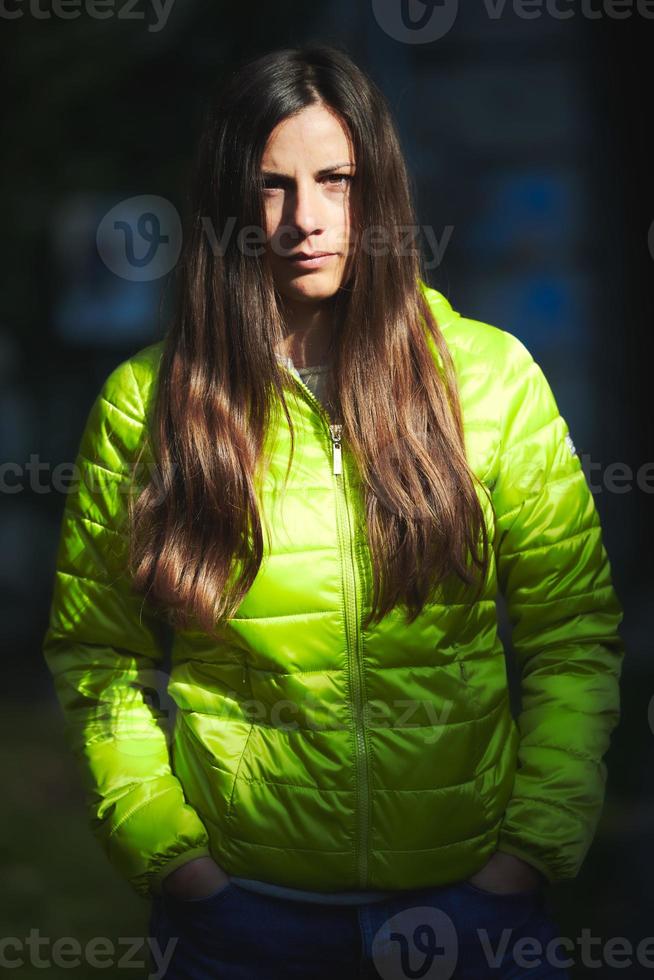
top-left (457, 658), bottom-right (484, 717)
top-left (172, 713), bottom-right (254, 830)
top-left (456, 656), bottom-right (509, 826)
top-left (225, 722), bottom-right (255, 826)
top-left (457, 653), bottom-right (508, 720)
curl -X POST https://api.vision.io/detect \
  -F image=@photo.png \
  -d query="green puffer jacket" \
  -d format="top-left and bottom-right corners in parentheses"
top-left (42, 280), bottom-right (625, 901)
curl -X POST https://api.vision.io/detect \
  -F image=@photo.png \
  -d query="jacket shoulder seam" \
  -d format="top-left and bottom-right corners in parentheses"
top-left (127, 359), bottom-right (147, 419)
top-left (99, 392), bottom-right (144, 429)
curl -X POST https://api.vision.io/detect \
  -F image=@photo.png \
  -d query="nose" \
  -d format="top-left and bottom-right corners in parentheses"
top-left (285, 177), bottom-right (324, 238)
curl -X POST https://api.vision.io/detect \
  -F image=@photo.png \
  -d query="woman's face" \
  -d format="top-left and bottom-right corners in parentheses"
top-left (260, 102), bottom-right (356, 306)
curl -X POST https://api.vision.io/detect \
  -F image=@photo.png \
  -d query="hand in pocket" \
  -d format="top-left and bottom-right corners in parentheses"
top-left (162, 855), bottom-right (232, 902)
top-left (465, 850), bottom-right (546, 896)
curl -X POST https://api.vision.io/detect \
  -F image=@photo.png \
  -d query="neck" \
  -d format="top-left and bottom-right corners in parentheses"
top-left (276, 296), bottom-right (337, 369)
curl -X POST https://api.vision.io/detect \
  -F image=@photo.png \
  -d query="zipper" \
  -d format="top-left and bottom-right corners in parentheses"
top-left (335, 461), bottom-right (370, 886)
top-left (280, 363), bottom-right (343, 475)
top-left (329, 423), bottom-right (343, 475)
top-left (279, 364), bottom-right (371, 887)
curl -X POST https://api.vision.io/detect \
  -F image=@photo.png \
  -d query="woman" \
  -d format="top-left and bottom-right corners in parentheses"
top-left (42, 44), bottom-right (625, 979)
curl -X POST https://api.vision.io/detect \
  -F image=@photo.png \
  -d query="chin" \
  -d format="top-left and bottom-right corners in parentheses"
top-left (277, 268), bottom-right (344, 302)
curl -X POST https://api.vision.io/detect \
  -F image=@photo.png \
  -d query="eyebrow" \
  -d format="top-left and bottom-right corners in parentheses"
top-left (260, 162), bottom-right (355, 180)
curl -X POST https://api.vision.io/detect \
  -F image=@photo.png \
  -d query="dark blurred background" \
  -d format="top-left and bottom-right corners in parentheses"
top-left (2, 1), bottom-right (652, 976)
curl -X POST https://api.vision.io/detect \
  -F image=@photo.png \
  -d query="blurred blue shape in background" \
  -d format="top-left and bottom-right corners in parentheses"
top-left (50, 193), bottom-right (164, 346)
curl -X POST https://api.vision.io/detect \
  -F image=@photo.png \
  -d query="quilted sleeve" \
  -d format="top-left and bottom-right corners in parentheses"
top-left (491, 334), bottom-right (626, 885)
top-left (42, 357), bottom-right (211, 900)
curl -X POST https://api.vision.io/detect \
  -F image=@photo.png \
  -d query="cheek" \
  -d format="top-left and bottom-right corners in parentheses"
top-left (263, 218), bottom-right (275, 245)
top-left (327, 207), bottom-right (351, 249)
top-left (262, 200), bottom-right (283, 240)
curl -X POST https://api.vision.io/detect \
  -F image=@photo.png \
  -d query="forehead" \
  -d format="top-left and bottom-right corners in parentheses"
top-left (261, 104), bottom-right (354, 168)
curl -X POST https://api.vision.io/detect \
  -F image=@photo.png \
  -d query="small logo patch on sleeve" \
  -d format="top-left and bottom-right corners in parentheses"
top-left (565, 433), bottom-right (577, 456)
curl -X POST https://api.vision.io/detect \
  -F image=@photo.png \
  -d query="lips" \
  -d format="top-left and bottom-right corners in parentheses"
top-left (283, 251), bottom-right (337, 270)
top-left (285, 252), bottom-right (335, 260)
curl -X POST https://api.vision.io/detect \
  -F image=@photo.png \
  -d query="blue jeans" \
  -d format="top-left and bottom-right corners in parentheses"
top-left (146, 878), bottom-right (572, 979)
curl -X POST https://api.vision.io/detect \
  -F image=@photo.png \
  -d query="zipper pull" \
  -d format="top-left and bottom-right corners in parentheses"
top-left (329, 424), bottom-right (343, 476)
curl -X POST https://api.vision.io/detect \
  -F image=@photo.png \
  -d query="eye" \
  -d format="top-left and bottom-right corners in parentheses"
top-left (260, 173), bottom-right (354, 194)
top-left (323, 174), bottom-right (353, 188)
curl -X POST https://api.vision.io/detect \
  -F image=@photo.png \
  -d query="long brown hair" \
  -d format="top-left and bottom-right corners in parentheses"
top-left (129, 43), bottom-right (491, 638)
